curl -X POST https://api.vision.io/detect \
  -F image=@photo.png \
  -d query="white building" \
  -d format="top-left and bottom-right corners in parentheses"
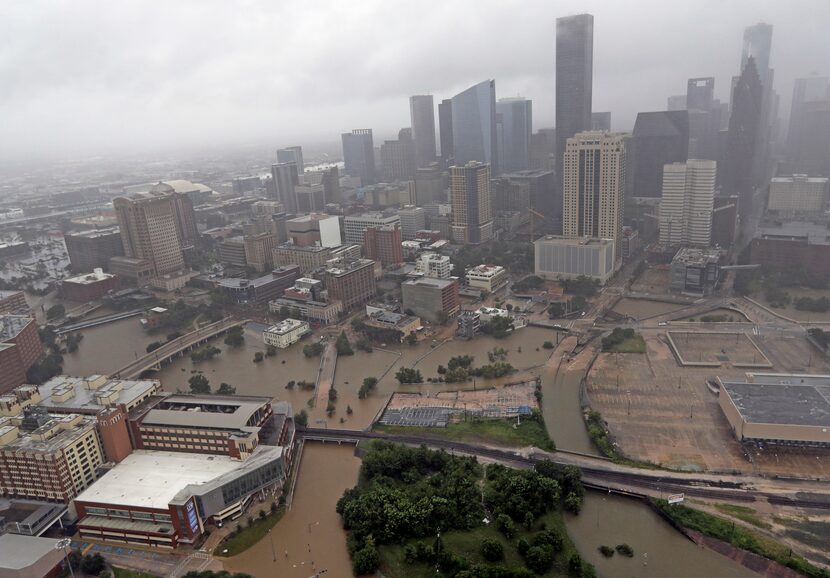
top-left (262, 319), bottom-right (310, 348)
top-left (768, 174), bottom-right (828, 215)
top-left (466, 264), bottom-right (507, 293)
top-left (416, 252), bottom-right (452, 278)
top-left (563, 132), bottom-right (626, 259)
top-left (397, 205), bottom-right (426, 240)
top-left (534, 235), bottom-right (616, 284)
top-left (343, 213), bottom-right (401, 244)
top-left (660, 159), bottom-right (716, 247)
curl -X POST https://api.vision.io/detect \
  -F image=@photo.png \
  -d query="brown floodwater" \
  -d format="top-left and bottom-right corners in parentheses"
top-left (612, 298), bottom-right (688, 320)
top-left (224, 443), bottom-right (361, 578)
top-left (62, 314), bottom-right (160, 376)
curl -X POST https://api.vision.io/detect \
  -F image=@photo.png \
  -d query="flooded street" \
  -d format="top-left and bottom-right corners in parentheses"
top-left (224, 443), bottom-right (360, 578)
top-left (612, 297), bottom-right (688, 320)
top-left (62, 315), bottom-right (159, 376)
top-left (567, 492), bottom-right (757, 578)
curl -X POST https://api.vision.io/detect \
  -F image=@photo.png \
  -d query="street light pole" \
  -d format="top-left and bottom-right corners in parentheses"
top-left (55, 538), bottom-right (75, 578)
top-left (268, 528), bottom-right (276, 562)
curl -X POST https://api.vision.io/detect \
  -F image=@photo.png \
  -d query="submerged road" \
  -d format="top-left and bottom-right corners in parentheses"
top-left (297, 427), bottom-right (830, 510)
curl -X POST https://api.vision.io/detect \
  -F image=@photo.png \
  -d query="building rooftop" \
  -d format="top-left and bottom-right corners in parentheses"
top-left (771, 174), bottom-right (829, 184)
top-left (265, 319), bottom-right (308, 335)
top-left (217, 266), bottom-right (299, 289)
top-left (141, 394), bottom-right (271, 430)
top-left (0, 412), bottom-right (97, 454)
top-left (33, 375), bottom-right (161, 413)
top-left (403, 277), bottom-right (456, 289)
top-left (0, 315), bottom-right (34, 342)
top-left (63, 269), bottom-right (115, 285)
top-left (73, 449), bottom-right (265, 510)
top-left (65, 227), bottom-right (120, 239)
top-left (0, 534), bottom-right (61, 571)
top-left (720, 374), bottom-right (830, 427)
top-left (0, 290), bottom-right (24, 299)
top-left (467, 264), bottom-right (504, 276)
top-left (325, 258), bottom-right (374, 276)
top-left (756, 221), bottom-right (830, 246)
top-left (534, 235), bottom-right (613, 247)
top-left (672, 247), bottom-right (721, 265)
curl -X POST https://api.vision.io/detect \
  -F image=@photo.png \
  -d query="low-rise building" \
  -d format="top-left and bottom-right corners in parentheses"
top-left (456, 311), bottom-right (481, 339)
top-left (216, 266), bottom-right (300, 305)
top-left (749, 221), bottom-right (830, 277)
top-left (108, 256), bottom-right (154, 286)
top-left (0, 534), bottom-right (65, 578)
top-left (364, 311), bottom-right (420, 341)
top-left (272, 243), bottom-right (332, 273)
top-left (263, 319), bottom-right (310, 348)
top-left (465, 264), bottom-right (507, 293)
top-left (324, 258), bottom-right (377, 311)
top-left (415, 253), bottom-right (452, 279)
top-left (534, 236), bottom-right (617, 284)
top-left (0, 292), bottom-right (28, 316)
top-left (767, 174), bottom-right (828, 215)
top-left (0, 316), bottom-right (42, 395)
top-left (217, 236), bottom-right (248, 268)
top-left (150, 269), bottom-right (198, 292)
top-left (401, 277), bottom-right (459, 322)
top-left (286, 213), bottom-right (341, 247)
top-left (669, 247), bottom-right (721, 296)
top-left (60, 268), bottom-right (119, 301)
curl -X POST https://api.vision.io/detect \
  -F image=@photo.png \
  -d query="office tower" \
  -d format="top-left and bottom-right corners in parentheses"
top-left (342, 129), bottom-right (376, 185)
top-left (529, 128), bottom-right (556, 171)
top-left (450, 162), bottom-right (493, 244)
top-left (305, 165), bottom-right (341, 205)
top-left (438, 98), bottom-right (453, 167)
top-left (629, 111), bottom-right (689, 198)
top-left (232, 176), bottom-right (261, 195)
top-left (168, 191), bottom-right (199, 250)
top-left (496, 97), bottom-right (532, 173)
top-left (741, 23), bottom-right (773, 88)
top-left (686, 78), bottom-right (721, 161)
top-left (243, 232), bottom-right (276, 272)
top-left (502, 169), bottom-right (557, 222)
top-left (344, 212), bottom-right (401, 244)
top-left (723, 57), bottom-right (763, 217)
top-left (556, 13), bottom-right (594, 186)
top-left (397, 205), bottom-right (426, 240)
top-left (381, 128), bottom-right (416, 181)
top-left (295, 183), bottom-right (325, 213)
top-left (363, 225), bottom-right (403, 266)
top-left (271, 162), bottom-right (299, 214)
top-left (113, 193), bottom-right (186, 277)
top-left (591, 112), bottom-right (611, 131)
top-left (562, 132), bottom-right (626, 257)
top-left (659, 160), bottom-right (716, 247)
top-left (793, 100), bottom-right (830, 177)
top-left (277, 146), bottom-right (304, 177)
top-left (788, 76), bottom-right (830, 174)
top-left (324, 258), bottom-right (377, 311)
top-left (410, 95), bottom-right (436, 168)
top-left (768, 175), bottom-right (829, 215)
top-left (451, 80), bottom-right (499, 174)
top-left (401, 278), bottom-right (460, 322)
top-left (712, 195), bottom-right (739, 248)
top-left (687, 77), bottom-right (714, 111)
top-left (64, 227), bottom-right (124, 272)
top-left (741, 23), bottom-right (775, 189)
top-left (415, 163), bottom-right (446, 204)
top-left (667, 95), bottom-right (687, 111)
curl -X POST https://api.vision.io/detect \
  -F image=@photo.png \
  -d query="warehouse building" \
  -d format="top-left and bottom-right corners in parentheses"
top-left (718, 373), bottom-right (830, 446)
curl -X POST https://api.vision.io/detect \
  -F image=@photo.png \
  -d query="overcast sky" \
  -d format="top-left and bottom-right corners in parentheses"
top-left (2, 0), bottom-right (829, 162)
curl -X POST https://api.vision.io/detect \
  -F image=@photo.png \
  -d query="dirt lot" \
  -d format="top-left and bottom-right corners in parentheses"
top-left (385, 381), bottom-right (538, 415)
top-left (630, 266), bottom-right (672, 295)
top-left (611, 297), bottom-right (688, 320)
top-left (667, 331), bottom-right (772, 367)
top-left (587, 334), bottom-right (830, 478)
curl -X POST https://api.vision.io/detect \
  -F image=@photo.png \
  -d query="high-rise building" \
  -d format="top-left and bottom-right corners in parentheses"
top-left (415, 163), bottom-right (446, 205)
top-left (556, 13), bottom-right (594, 186)
top-left (451, 80), bottom-right (499, 174)
top-left (401, 278), bottom-right (459, 322)
top-left (113, 193), bottom-right (186, 277)
top-left (723, 57), bottom-right (763, 217)
top-left (741, 23), bottom-right (773, 88)
top-left (286, 213), bottom-right (341, 247)
top-left (397, 205), bottom-right (426, 240)
top-left (659, 160), bottom-right (716, 247)
top-left (271, 162), bottom-right (299, 214)
top-left (342, 129), bottom-right (376, 185)
top-left (363, 225), bottom-right (403, 266)
top-left (629, 111), bottom-right (689, 198)
top-left (64, 227), bottom-right (124, 273)
top-left (243, 232), bottom-right (277, 272)
top-left (324, 258), bottom-right (377, 311)
top-left (529, 128), bottom-right (556, 171)
top-left (740, 23), bottom-right (776, 191)
top-left (344, 212), bottom-right (401, 245)
top-left (438, 98), bottom-right (453, 167)
top-left (768, 175), bottom-right (829, 215)
top-left (787, 77), bottom-right (830, 177)
top-left (667, 95), bottom-right (687, 111)
top-left (451, 162), bottom-right (493, 244)
top-left (687, 77), bottom-right (714, 111)
top-left (496, 97), bottom-right (532, 173)
top-left (277, 146), bottom-right (304, 177)
top-left (563, 131), bottom-right (626, 257)
top-left (0, 315), bottom-right (42, 394)
top-left (305, 165), bottom-right (341, 205)
top-left (380, 128), bottom-right (416, 181)
top-left (410, 95), bottom-right (436, 168)
top-left (591, 112), bottom-right (611, 131)
top-left (686, 78), bottom-right (721, 161)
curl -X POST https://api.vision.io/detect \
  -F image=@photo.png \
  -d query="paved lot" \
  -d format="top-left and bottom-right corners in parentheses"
top-left (72, 540), bottom-right (222, 577)
top-left (668, 331), bottom-right (771, 367)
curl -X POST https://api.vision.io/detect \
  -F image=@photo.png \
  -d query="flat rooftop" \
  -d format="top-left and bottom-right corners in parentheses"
top-left (721, 374), bottom-right (830, 427)
top-left (265, 319), bottom-right (308, 335)
top-left (65, 227), bottom-right (120, 239)
top-left (142, 394), bottom-right (270, 430)
top-left (0, 534), bottom-right (61, 571)
top-left (403, 277), bottom-right (456, 289)
top-left (756, 221), bottom-right (830, 246)
top-left (63, 270), bottom-right (115, 284)
top-left (534, 235), bottom-right (613, 247)
top-left (0, 315), bottom-right (34, 342)
top-left (73, 450), bottom-right (247, 510)
top-left (35, 375), bottom-right (160, 413)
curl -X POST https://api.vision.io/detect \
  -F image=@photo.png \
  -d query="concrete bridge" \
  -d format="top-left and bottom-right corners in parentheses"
top-left (110, 317), bottom-right (248, 379)
top-left (56, 308), bottom-right (144, 334)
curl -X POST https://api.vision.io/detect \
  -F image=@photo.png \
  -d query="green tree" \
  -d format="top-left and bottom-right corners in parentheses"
top-left (328, 386), bottom-right (338, 402)
top-left (188, 374), bottom-right (211, 394)
top-left (224, 326), bottom-right (245, 347)
top-left (406, 332), bottom-right (418, 346)
top-left (294, 410), bottom-right (308, 427)
top-left (80, 553), bottom-right (106, 576)
top-left (524, 545), bottom-right (553, 573)
top-left (496, 513), bottom-right (515, 538)
top-left (303, 341), bottom-right (324, 357)
top-left (435, 310), bottom-right (449, 325)
top-left (253, 351), bottom-right (264, 363)
top-left (568, 552), bottom-right (584, 575)
top-left (216, 382), bottom-right (236, 395)
top-left (335, 331), bottom-right (354, 355)
top-left (352, 536), bottom-right (380, 575)
top-left (480, 537), bottom-right (504, 562)
top-left (542, 341), bottom-right (554, 349)
top-left (358, 377), bottom-right (378, 399)
top-left (46, 303), bottom-right (65, 320)
top-left (265, 345), bottom-right (278, 357)
top-left (395, 367), bottom-right (423, 384)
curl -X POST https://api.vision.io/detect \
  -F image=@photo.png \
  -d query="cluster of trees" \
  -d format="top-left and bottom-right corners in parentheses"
top-left (395, 367), bottom-right (423, 384)
top-left (223, 326), bottom-right (244, 347)
top-left (26, 327), bottom-right (64, 384)
top-left (735, 265), bottom-right (829, 302)
top-left (452, 241), bottom-right (535, 275)
top-left (336, 331), bottom-right (354, 355)
top-left (187, 374), bottom-right (235, 395)
top-left (561, 275), bottom-right (600, 297)
top-left (512, 275), bottom-right (545, 294)
top-left (46, 303), bottom-right (65, 320)
top-left (156, 299), bottom-right (222, 333)
top-left (358, 377), bottom-right (378, 399)
top-left (481, 315), bottom-right (514, 339)
top-left (585, 410), bottom-right (616, 459)
top-left (794, 296), bottom-right (830, 312)
top-left (60, 551), bottom-right (107, 577)
top-left (356, 336), bottom-right (373, 352)
top-left (294, 409), bottom-right (308, 427)
top-left (303, 341), bottom-right (325, 357)
top-left (547, 295), bottom-right (587, 317)
top-left (601, 327), bottom-right (638, 352)
top-left (191, 345), bottom-right (221, 362)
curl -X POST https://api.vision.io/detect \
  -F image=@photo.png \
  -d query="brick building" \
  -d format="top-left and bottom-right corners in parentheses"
top-left (63, 227), bottom-right (124, 273)
top-left (0, 316), bottom-right (42, 394)
top-left (324, 258), bottom-right (377, 311)
top-left (0, 291), bottom-right (28, 315)
top-left (401, 277), bottom-right (460, 322)
top-left (60, 269), bottom-right (120, 301)
top-left (216, 266), bottom-right (300, 305)
top-left (363, 225), bottom-right (404, 267)
top-left (749, 222), bottom-right (830, 277)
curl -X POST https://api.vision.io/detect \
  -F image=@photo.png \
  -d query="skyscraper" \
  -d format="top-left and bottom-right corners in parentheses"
top-left (723, 57), bottom-right (763, 217)
top-left (562, 131), bottom-right (626, 258)
top-left (438, 98), bottom-right (453, 167)
top-left (342, 129), bottom-right (376, 185)
top-left (277, 146), bottom-right (304, 177)
top-left (686, 77), bottom-right (714, 112)
top-left (741, 23), bottom-right (775, 189)
top-left (496, 97), bottom-right (532, 173)
top-left (787, 76), bottom-right (830, 173)
top-left (113, 193), bottom-right (186, 277)
top-left (380, 128), bottom-right (416, 181)
top-left (410, 95), bottom-right (437, 168)
top-left (591, 112), bottom-right (611, 131)
top-left (659, 160), bottom-right (716, 247)
top-left (451, 80), bottom-right (499, 174)
top-left (741, 23), bottom-right (773, 88)
top-left (555, 14), bottom-right (594, 186)
top-left (451, 162), bottom-right (493, 244)
top-left (686, 78), bottom-right (721, 161)
top-left (271, 162), bottom-right (299, 214)
top-left (629, 111), bottom-right (689, 198)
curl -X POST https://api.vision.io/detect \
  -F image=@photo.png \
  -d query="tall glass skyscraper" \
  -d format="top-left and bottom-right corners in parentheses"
top-left (451, 80), bottom-right (499, 174)
top-left (341, 129), bottom-right (376, 185)
top-left (555, 14), bottom-right (594, 188)
top-left (409, 95), bottom-right (436, 168)
top-left (741, 23), bottom-right (773, 88)
top-left (496, 97), bottom-right (532, 173)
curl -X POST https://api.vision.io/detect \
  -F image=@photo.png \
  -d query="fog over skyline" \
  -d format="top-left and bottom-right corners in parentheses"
top-left (2, 0), bottom-right (829, 162)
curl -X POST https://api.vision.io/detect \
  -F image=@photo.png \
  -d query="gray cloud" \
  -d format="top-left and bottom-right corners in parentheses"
top-left (1, 0), bottom-right (828, 161)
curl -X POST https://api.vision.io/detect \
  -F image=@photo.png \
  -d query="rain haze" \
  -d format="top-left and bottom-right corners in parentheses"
top-left (1, 0), bottom-right (829, 161)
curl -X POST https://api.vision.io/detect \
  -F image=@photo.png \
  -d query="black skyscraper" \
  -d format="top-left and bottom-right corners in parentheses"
top-left (629, 111), bottom-right (689, 198)
top-left (723, 58), bottom-right (763, 217)
top-left (555, 14), bottom-right (593, 187)
top-left (438, 98), bottom-right (453, 168)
